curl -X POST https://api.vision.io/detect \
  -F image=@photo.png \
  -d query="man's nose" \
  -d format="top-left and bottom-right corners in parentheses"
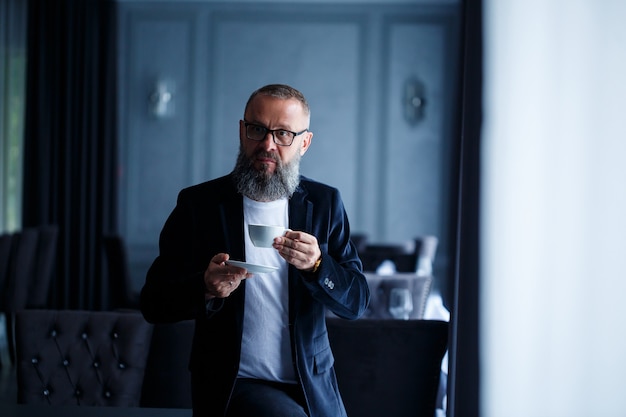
top-left (259, 131), bottom-right (278, 150)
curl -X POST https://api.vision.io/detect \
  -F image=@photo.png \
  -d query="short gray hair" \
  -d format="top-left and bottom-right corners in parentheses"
top-left (244, 84), bottom-right (310, 117)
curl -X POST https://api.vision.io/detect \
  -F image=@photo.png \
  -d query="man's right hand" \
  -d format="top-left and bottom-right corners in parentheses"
top-left (203, 253), bottom-right (251, 299)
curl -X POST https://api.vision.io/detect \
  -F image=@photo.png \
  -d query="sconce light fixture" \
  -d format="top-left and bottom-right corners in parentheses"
top-left (403, 77), bottom-right (426, 125)
top-left (149, 79), bottom-right (175, 118)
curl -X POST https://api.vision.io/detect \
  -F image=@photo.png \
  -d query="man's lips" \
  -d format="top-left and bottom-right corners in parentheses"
top-left (255, 153), bottom-right (278, 165)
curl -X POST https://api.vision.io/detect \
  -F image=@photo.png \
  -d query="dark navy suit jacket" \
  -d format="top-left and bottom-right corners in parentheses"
top-left (140, 174), bottom-right (370, 417)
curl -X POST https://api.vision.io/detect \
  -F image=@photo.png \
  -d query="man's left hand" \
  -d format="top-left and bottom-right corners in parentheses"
top-left (273, 230), bottom-right (321, 272)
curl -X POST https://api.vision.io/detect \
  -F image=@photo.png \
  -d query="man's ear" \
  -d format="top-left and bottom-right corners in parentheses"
top-left (300, 131), bottom-right (313, 156)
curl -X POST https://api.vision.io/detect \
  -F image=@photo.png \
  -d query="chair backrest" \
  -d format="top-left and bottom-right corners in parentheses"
top-left (4, 228), bottom-right (39, 311)
top-left (415, 235), bottom-right (438, 276)
top-left (359, 235), bottom-right (439, 274)
top-left (140, 320), bottom-right (194, 408)
top-left (2, 226), bottom-right (59, 311)
top-left (103, 235), bottom-right (138, 310)
top-left (360, 241), bottom-right (418, 273)
top-left (28, 225), bottom-right (59, 308)
top-left (1, 226), bottom-right (59, 367)
top-left (0, 232), bottom-right (14, 309)
top-left (350, 233), bottom-right (368, 254)
top-left (327, 318), bottom-right (448, 417)
top-left (15, 309), bottom-right (153, 406)
top-left (364, 272), bottom-right (433, 320)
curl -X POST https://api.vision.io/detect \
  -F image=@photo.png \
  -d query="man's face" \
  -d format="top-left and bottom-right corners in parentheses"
top-left (233, 95), bottom-right (313, 202)
top-left (239, 95), bottom-right (312, 175)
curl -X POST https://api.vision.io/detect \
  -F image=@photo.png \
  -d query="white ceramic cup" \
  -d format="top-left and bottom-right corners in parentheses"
top-left (248, 224), bottom-right (287, 248)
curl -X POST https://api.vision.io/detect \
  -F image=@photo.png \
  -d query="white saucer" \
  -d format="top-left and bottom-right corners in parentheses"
top-left (225, 260), bottom-right (279, 274)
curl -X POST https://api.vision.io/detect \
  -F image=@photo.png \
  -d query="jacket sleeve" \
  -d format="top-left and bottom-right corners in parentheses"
top-left (299, 187), bottom-right (370, 320)
top-left (140, 188), bottom-right (210, 324)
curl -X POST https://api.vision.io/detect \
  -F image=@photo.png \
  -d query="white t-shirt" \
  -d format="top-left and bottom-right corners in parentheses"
top-left (237, 196), bottom-right (295, 383)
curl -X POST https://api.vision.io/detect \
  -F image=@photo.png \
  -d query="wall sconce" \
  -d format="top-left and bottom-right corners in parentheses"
top-left (149, 79), bottom-right (175, 118)
top-left (403, 77), bottom-right (426, 125)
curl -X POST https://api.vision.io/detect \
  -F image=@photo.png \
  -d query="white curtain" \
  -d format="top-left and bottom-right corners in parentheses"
top-left (481, 1), bottom-right (626, 416)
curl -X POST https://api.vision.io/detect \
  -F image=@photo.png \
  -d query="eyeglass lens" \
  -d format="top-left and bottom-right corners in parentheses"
top-left (246, 124), bottom-right (294, 146)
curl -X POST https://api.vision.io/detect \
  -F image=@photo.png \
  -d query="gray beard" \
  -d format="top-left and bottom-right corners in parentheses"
top-left (233, 147), bottom-right (301, 202)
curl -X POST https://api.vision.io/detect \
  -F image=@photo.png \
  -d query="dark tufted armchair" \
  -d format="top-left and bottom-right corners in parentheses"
top-left (327, 318), bottom-right (448, 417)
top-left (14, 310), bottom-right (153, 406)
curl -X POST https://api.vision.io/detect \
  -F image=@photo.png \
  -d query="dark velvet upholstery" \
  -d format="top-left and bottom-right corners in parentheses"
top-left (28, 225), bottom-right (59, 309)
top-left (1, 226), bottom-right (59, 365)
top-left (327, 318), bottom-right (448, 417)
top-left (15, 310), bottom-right (153, 406)
top-left (0, 233), bottom-right (13, 300)
top-left (102, 235), bottom-right (139, 310)
top-left (141, 320), bottom-right (194, 409)
top-left (13, 311), bottom-right (447, 411)
top-left (3, 229), bottom-right (39, 313)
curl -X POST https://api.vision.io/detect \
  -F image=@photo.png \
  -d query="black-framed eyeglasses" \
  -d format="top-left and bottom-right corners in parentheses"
top-left (243, 120), bottom-right (308, 147)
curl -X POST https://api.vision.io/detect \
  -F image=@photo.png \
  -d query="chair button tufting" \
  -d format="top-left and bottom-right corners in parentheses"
top-left (43, 389), bottom-right (50, 396)
top-left (112, 332), bottom-right (119, 339)
top-left (31, 358), bottom-right (38, 364)
top-left (93, 361), bottom-right (99, 368)
top-left (63, 359), bottom-right (69, 367)
top-left (50, 330), bottom-right (57, 337)
top-left (81, 332), bottom-right (88, 340)
top-left (118, 363), bottom-right (126, 369)
top-left (104, 390), bottom-right (111, 398)
top-left (75, 389), bottom-right (81, 397)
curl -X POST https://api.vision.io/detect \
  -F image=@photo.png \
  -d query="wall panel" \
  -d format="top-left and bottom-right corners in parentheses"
top-left (124, 13), bottom-right (198, 245)
top-left (116, 2), bottom-right (460, 296)
top-left (208, 12), bottom-right (363, 219)
top-left (383, 20), bottom-right (447, 240)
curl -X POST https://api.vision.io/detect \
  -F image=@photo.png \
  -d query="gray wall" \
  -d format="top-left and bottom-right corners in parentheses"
top-left (116, 1), bottom-right (461, 294)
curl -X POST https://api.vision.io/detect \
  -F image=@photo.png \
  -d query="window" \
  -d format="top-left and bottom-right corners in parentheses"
top-left (0, 0), bottom-right (27, 232)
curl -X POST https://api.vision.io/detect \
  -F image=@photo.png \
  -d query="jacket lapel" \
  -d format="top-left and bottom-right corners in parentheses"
top-left (218, 180), bottom-right (245, 262)
top-left (288, 182), bottom-right (312, 233)
top-left (288, 182), bottom-right (312, 321)
top-left (217, 179), bottom-right (246, 327)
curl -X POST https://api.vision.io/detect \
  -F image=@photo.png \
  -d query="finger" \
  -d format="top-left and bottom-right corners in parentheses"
top-left (281, 241), bottom-right (317, 261)
top-left (212, 277), bottom-right (242, 298)
top-left (212, 261), bottom-right (247, 278)
top-left (278, 243), bottom-right (320, 271)
top-left (278, 247), bottom-right (309, 269)
top-left (283, 230), bottom-right (309, 244)
top-left (205, 254), bottom-right (249, 297)
top-left (211, 252), bottom-right (230, 264)
top-left (280, 237), bottom-right (312, 255)
top-left (220, 267), bottom-right (252, 284)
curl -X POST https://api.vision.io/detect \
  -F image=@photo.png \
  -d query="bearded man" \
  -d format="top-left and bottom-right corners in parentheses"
top-left (140, 84), bottom-right (370, 417)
